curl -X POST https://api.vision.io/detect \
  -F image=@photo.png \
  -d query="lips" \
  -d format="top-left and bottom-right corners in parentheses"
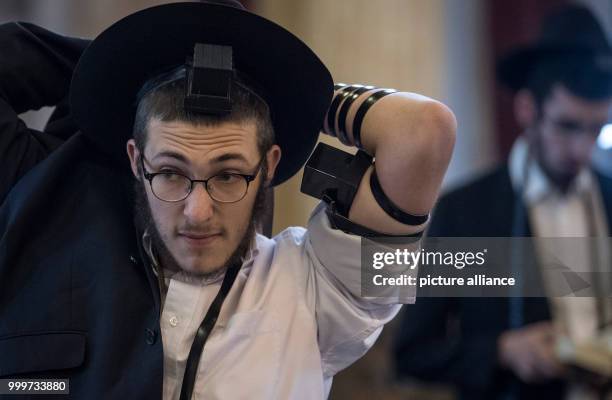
top-left (179, 232), bottom-right (222, 247)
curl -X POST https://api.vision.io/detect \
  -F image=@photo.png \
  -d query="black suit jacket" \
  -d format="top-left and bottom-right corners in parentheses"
top-left (393, 165), bottom-right (612, 400)
top-left (0, 21), bottom-right (280, 400)
top-left (0, 23), bottom-right (163, 399)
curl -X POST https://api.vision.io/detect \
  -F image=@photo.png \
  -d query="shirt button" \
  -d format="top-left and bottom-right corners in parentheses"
top-left (169, 316), bottom-right (179, 327)
top-left (129, 255), bottom-right (138, 265)
top-left (145, 328), bottom-right (157, 345)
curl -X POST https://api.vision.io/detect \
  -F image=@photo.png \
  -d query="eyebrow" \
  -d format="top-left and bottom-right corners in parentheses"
top-left (151, 151), bottom-right (249, 166)
top-left (152, 150), bottom-right (190, 164)
top-left (209, 153), bottom-right (249, 165)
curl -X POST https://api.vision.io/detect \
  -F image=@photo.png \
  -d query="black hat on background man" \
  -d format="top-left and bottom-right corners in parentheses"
top-left (497, 4), bottom-right (612, 95)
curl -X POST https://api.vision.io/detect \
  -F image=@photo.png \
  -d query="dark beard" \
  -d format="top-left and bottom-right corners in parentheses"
top-left (529, 128), bottom-right (574, 194)
top-left (133, 177), bottom-right (269, 278)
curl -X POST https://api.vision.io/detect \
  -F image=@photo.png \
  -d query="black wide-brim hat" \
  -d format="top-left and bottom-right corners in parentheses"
top-left (497, 4), bottom-right (612, 91)
top-left (70, 1), bottom-right (333, 186)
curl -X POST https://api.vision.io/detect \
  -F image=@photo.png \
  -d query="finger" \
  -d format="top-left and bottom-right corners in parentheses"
top-left (533, 343), bottom-right (563, 379)
top-left (518, 357), bottom-right (540, 383)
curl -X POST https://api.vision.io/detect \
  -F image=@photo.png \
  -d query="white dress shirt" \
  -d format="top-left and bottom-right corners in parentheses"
top-left (509, 137), bottom-right (610, 400)
top-left (509, 137), bottom-right (610, 340)
top-left (145, 202), bottom-right (406, 399)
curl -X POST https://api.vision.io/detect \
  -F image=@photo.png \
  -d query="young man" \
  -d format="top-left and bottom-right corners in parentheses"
top-left (0, 1), bottom-right (454, 399)
top-left (394, 5), bottom-right (612, 400)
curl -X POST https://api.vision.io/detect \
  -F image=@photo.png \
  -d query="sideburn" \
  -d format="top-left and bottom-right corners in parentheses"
top-left (530, 125), bottom-right (573, 193)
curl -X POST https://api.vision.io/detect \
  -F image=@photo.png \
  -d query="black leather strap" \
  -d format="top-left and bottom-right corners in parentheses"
top-left (352, 89), bottom-right (396, 148)
top-left (324, 195), bottom-right (423, 240)
top-left (369, 169), bottom-right (429, 226)
top-left (326, 85), bottom-right (362, 138)
top-left (179, 263), bottom-right (242, 400)
top-left (336, 85), bottom-right (373, 145)
top-left (334, 82), bottom-right (348, 91)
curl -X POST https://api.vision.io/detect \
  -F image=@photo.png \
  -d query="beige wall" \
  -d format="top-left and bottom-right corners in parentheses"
top-left (256, 0), bottom-right (449, 234)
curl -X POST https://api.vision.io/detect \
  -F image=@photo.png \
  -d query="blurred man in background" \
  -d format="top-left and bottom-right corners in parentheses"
top-left (394, 4), bottom-right (612, 400)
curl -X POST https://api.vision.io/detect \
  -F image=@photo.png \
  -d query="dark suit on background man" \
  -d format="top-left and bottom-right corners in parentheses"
top-left (394, 5), bottom-right (612, 398)
top-left (393, 165), bottom-right (612, 399)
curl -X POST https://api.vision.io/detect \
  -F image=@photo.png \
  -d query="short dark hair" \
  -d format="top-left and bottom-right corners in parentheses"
top-left (133, 66), bottom-right (275, 157)
top-left (525, 53), bottom-right (612, 110)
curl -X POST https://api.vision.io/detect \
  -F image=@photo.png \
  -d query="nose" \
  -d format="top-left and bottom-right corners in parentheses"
top-left (182, 182), bottom-right (214, 222)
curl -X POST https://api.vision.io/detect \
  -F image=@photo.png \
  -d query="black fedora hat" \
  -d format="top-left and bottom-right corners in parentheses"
top-left (69, 1), bottom-right (333, 186)
top-left (497, 4), bottom-right (612, 91)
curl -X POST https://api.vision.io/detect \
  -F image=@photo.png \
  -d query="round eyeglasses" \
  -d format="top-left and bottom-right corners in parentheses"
top-left (140, 156), bottom-right (264, 203)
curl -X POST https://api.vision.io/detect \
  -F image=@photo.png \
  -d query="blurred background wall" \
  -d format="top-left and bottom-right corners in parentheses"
top-left (258, 0), bottom-right (497, 233)
top-left (1, 0), bottom-right (610, 398)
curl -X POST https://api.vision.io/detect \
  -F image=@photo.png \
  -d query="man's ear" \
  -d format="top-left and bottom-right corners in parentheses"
top-left (126, 139), bottom-right (141, 180)
top-left (264, 144), bottom-right (282, 185)
top-left (514, 89), bottom-right (537, 129)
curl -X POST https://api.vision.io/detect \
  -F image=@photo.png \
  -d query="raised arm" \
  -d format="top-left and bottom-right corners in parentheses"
top-left (299, 84), bottom-right (456, 376)
top-left (323, 85), bottom-right (456, 235)
top-left (0, 22), bottom-right (88, 202)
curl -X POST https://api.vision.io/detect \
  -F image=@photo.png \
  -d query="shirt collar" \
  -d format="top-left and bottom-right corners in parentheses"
top-left (508, 136), bottom-right (595, 204)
